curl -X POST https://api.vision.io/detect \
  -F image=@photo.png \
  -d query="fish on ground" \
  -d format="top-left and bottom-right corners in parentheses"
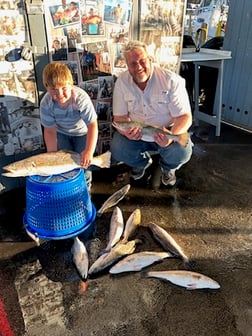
top-left (104, 206), bottom-right (124, 253)
top-left (144, 270), bottom-right (221, 290)
top-left (2, 150), bottom-right (111, 177)
top-left (149, 223), bottom-right (191, 265)
top-left (109, 251), bottom-right (172, 274)
top-left (112, 121), bottom-right (190, 147)
top-left (88, 239), bottom-right (140, 276)
top-left (120, 208), bottom-right (141, 243)
top-left (71, 237), bottom-right (89, 281)
top-left (97, 184), bottom-right (131, 216)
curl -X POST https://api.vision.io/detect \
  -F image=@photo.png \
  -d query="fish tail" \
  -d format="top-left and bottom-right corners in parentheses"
top-left (119, 237), bottom-right (127, 244)
top-left (183, 257), bottom-right (195, 269)
top-left (177, 133), bottom-right (190, 147)
top-left (96, 209), bottom-right (104, 217)
top-left (92, 151), bottom-right (111, 168)
top-left (100, 247), bottom-right (110, 255)
top-left (141, 270), bottom-right (151, 278)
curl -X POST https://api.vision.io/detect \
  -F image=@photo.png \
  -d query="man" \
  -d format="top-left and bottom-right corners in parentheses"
top-left (110, 40), bottom-right (193, 187)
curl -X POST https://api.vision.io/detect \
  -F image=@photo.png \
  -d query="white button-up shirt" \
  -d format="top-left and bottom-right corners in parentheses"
top-left (113, 64), bottom-right (191, 128)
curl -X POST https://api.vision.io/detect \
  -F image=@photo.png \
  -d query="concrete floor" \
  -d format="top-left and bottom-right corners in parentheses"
top-left (0, 122), bottom-right (252, 336)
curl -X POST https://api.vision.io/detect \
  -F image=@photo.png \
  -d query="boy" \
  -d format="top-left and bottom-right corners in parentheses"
top-left (40, 62), bottom-right (98, 189)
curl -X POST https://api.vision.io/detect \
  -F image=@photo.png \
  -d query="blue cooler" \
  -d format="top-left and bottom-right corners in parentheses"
top-left (23, 169), bottom-right (96, 239)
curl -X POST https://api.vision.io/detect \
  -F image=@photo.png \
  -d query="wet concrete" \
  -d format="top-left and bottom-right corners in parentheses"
top-left (0, 122), bottom-right (252, 336)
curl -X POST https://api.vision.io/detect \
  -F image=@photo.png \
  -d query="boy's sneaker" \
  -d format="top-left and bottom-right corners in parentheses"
top-left (131, 157), bottom-right (153, 180)
top-left (161, 169), bottom-right (176, 186)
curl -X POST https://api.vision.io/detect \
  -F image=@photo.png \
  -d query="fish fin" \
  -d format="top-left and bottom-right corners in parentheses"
top-left (184, 258), bottom-right (195, 269)
top-left (2, 172), bottom-right (23, 177)
top-left (134, 238), bottom-right (144, 245)
top-left (186, 283), bottom-right (197, 290)
top-left (92, 151), bottom-right (111, 168)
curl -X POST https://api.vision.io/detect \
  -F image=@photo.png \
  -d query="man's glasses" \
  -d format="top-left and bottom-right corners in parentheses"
top-left (128, 57), bottom-right (149, 69)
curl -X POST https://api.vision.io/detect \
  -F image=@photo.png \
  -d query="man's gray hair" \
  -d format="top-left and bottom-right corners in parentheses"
top-left (122, 40), bottom-right (148, 58)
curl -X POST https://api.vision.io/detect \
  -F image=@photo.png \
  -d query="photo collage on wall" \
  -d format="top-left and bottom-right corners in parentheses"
top-left (139, 0), bottom-right (186, 73)
top-left (44, 0), bottom-right (133, 153)
top-left (0, 0), bottom-right (43, 158)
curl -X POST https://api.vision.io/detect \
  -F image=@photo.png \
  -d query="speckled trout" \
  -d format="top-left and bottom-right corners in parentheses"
top-left (88, 239), bottom-right (140, 276)
top-left (149, 223), bottom-right (190, 265)
top-left (103, 206), bottom-right (124, 253)
top-left (109, 251), bottom-right (172, 274)
top-left (144, 270), bottom-right (220, 290)
top-left (97, 184), bottom-right (131, 216)
top-left (71, 237), bottom-right (89, 281)
top-left (112, 121), bottom-right (190, 147)
top-left (2, 150), bottom-right (111, 177)
top-left (120, 208), bottom-right (141, 243)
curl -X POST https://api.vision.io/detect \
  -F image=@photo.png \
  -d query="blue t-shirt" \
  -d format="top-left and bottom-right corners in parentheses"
top-left (40, 86), bottom-right (97, 136)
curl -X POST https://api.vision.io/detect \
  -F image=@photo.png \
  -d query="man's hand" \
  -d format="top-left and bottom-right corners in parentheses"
top-left (153, 132), bottom-right (173, 147)
top-left (125, 127), bottom-right (142, 140)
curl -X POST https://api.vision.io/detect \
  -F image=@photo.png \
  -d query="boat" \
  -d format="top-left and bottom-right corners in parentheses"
top-left (184, 0), bottom-right (229, 44)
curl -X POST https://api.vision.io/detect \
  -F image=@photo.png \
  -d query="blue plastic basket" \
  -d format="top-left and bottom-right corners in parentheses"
top-left (23, 169), bottom-right (96, 239)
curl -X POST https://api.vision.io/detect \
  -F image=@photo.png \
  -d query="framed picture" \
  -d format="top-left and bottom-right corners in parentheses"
top-left (79, 79), bottom-right (98, 100)
top-left (81, 1), bottom-right (105, 36)
top-left (50, 36), bottom-right (68, 61)
top-left (63, 60), bottom-right (80, 85)
top-left (103, 0), bottom-right (133, 26)
top-left (97, 76), bottom-right (114, 99)
top-left (96, 100), bottom-right (112, 121)
top-left (48, 0), bottom-right (81, 28)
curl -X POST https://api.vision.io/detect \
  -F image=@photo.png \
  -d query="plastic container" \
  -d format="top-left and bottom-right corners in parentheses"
top-left (23, 169), bottom-right (96, 239)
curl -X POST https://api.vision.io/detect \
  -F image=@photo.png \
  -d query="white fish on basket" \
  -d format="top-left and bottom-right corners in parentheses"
top-left (144, 270), bottom-right (220, 290)
top-left (109, 251), bottom-right (172, 274)
top-left (2, 150), bottom-right (111, 177)
top-left (104, 206), bottom-right (124, 253)
top-left (97, 184), bottom-right (131, 216)
top-left (71, 237), bottom-right (89, 281)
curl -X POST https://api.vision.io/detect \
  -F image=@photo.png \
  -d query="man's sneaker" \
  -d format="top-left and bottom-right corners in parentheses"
top-left (161, 169), bottom-right (176, 186)
top-left (131, 157), bottom-right (153, 180)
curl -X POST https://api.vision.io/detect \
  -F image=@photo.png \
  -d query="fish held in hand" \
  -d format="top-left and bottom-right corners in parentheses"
top-left (71, 237), bottom-right (89, 281)
top-left (97, 184), bottom-right (131, 216)
top-left (109, 251), bottom-right (172, 274)
top-left (149, 223), bottom-right (190, 266)
top-left (104, 206), bottom-right (124, 252)
top-left (2, 150), bottom-right (111, 177)
top-left (144, 270), bottom-right (220, 290)
top-left (112, 121), bottom-right (190, 147)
